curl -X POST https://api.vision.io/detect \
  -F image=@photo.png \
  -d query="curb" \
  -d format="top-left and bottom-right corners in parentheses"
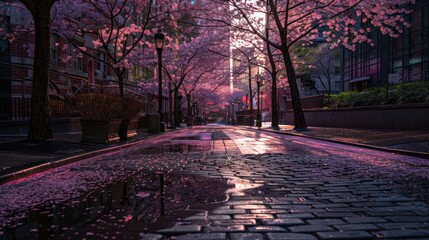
top-left (0, 128), bottom-right (186, 185)
top-left (245, 126), bottom-right (429, 160)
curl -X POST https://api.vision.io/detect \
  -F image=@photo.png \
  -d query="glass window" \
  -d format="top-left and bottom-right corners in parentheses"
top-left (369, 64), bottom-right (378, 75)
top-left (334, 81), bottom-right (340, 89)
top-left (410, 8), bottom-right (422, 32)
top-left (67, 44), bottom-right (83, 71)
top-left (410, 64), bottom-right (422, 81)
top-left (423, 28), bottom-right (429, 41)
top-left (423, 6), bottom-right (429, 27)
top-left (410, 30), bottom-right (422, 46)
top-left (409, 51), bottom-right (422, 65)
top-left (393, 58), bottom-right (403, 68)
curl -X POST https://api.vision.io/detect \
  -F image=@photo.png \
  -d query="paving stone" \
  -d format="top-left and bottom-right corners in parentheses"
top-left (229, 233), bottom-right (264, 240)
top-left (212, 219), bottom-right (257, 226)
top-left (326, 207), bottom-right (368, 212)
top-left (333, 224), bottom-right (380, 231)
top-left (233, 214), bottom-right (274, 219)
top-left (375, 230), bottom-right (428, 238)
top-left (386, 216), bottom-right (429, 222)
top-left (290, 208), bottom-right (327, 213)
top-left (184, 215), bottom-right (208, 221)
top-left (330, 199), bottom-right (367, 203)
top-left (261, 218), bottom-right (305, 226)
top-left (204, 225), bottom-right (245, 233)
top-left (208, 215), bottom-right (231, 220)
top-left (376, 222), bottom-right (429, 229)
top-left (306, 219), bottom-right (346, 225)
top-left (372, 206), bottom-right (429, 212)
top-left (276, 213), bottom-right (316, 219)
top-left (314, 212), bottom-right (359, 218)
top-left (174, 233), bottom-right (227, 240)
top-left (226, 201), bottom-right (266, 205)
top-left (317, 231), bottom-right (374, 239)
top-left (233, 205), bottom-right (267, 209)
top-left (312, 203), bottom-right (349, 208)
top-left (351, 202), bottom-right (396, 207)
top-left (265, 232), bottom-right (317, 240)
top-left (271, 204), bottom-right (312, 209)
top-left (157, 225), bottom-right (202, 234)
top-left (248, 226), bottom-right (287, 232)
top-left (288, 225), bottom-right (334, 233)
top-left (367, 211), bottom-right (416, 216)
top-left (250, 209), bottom-right (288, 214)
top-left (212, 209), bottom-right (247, 215)
top-left (139, 233), bottom-right (163, 240)
top-left (344, 217), bottom-right (388, 224)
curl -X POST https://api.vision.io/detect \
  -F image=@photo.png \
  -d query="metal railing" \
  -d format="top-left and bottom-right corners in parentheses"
top-left (0, 97), bottom-right (80, 121)
top-left (0, 97), bottom-right (31, 121)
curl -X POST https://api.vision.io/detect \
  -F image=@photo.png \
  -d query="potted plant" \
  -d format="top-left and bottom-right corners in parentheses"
top-left (74, 93), bottom-right (123, 144)
top-left (119, 98), bottom-right (142, 140)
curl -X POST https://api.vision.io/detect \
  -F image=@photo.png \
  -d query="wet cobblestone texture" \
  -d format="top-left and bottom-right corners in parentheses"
top-left (1, 127), bottom-right (429, 240)
top-left (144, 128), bottom-right (429, 240)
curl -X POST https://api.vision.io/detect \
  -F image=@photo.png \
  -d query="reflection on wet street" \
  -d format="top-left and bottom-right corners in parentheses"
top-left (1, 126), bottom-right (429, 239)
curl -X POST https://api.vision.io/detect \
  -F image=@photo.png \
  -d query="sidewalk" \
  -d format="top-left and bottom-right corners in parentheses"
top-left (1, 124), bottom-right (428, 183)
top-left (256, 123), bottom-right (429, 158)
top-left (0, 128), bottom-right (182, 182)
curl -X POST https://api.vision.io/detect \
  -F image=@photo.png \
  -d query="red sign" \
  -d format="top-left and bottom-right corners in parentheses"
top-left (241, 95), bottom-right (247, 103)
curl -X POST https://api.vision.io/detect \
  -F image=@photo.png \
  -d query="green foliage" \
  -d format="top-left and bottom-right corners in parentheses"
top-left (74, 93), bottom-right (142, 120)
top-left (324, 81), bottom-right (429, 108)
top-left (395, 81), bottom-right (429, 104)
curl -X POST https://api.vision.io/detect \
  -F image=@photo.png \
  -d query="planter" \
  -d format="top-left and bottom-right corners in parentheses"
top-left (81, 119), bottom-right (122, 144)
top-left (119, 117), bottom-right (140, 140)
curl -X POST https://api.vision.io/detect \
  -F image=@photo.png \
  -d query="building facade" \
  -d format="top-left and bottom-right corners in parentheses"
top-left (342, 0), bottom-right (429, 91)
top-left (0, 2), bottom-right (159, 120)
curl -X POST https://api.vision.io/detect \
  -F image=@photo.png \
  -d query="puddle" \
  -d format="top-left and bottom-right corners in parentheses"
top-left (0, 173), bottom-right (231, 240)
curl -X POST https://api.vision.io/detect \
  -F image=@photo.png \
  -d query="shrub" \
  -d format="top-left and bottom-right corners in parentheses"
top-left (74, 93), bottom-right (123, 120)
top-left (121, 98), bottom-right (143, 119)
top-left (394, 81), bottom-right (429, 104)
top-left (324, 81), bottom-right (429, 108)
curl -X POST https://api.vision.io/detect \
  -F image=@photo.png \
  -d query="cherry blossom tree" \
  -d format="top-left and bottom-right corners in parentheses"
top-left (213, 0), bottom-right (414, 130)
top-left (52, 0), bottom-right (160, 97)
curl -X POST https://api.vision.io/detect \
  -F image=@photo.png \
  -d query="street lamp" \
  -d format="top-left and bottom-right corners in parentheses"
top-left (154, 30), bottom-right (165, 130)
top-left (256, 73), bottom-right (262, 128)
top-left (231, 101), bottom-right (235, 125)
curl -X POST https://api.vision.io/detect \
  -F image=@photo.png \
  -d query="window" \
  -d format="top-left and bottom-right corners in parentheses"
top-left (334, 81), bottom-right (340, 90)
top-left (50, 34), bottom-right (58, 65)
top-left (67, 44), bottom-right (83, 71)
top-left (97, 51), bottom-right (107, 78)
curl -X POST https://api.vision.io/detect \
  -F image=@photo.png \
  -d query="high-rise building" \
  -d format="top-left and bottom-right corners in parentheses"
top-left (342, 0), bottom-right (429, 91)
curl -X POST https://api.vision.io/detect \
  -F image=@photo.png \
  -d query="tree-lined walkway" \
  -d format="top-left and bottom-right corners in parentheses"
top-left (0, 126), bottom-right (428, 239)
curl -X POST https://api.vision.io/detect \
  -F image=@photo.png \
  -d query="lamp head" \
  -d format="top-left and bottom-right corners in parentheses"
top-left (154, 30), bottom-right (165, 50)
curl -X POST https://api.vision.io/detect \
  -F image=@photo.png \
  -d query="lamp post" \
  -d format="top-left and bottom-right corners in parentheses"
top-left (256, 73), bottom-right (262, 127)
top-left (231, 102), bottom-right (235, 125)
top-left (154, 30), bottom-right (165, 130)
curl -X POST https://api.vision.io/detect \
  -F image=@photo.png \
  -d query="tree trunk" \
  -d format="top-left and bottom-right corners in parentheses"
top-left (282, 50), bottom-right (307, 130)
top-left (186, 94), bottom-right (191, 117)
top-left (118, 70), bottom-right (124, 97)
top-left (248, 65), bottom-right (253, 126)
top-left (174, 89), bottom-right (180, 127)
top-left (25, 0), bottom-right (54, 141)
top-left (271, 72), bottom-right (279, 129)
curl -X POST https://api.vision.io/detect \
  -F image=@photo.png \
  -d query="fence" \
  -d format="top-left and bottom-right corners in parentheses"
top-left (0, 97), bottom-right (31, 120)
top-left (0, 97), bottom-right (79, 121)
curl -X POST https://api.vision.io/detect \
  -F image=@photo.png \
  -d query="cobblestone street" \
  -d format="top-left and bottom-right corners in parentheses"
top-left (1, 126), bottom-right (428, 239)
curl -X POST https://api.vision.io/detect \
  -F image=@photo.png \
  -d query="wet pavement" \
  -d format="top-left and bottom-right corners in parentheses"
top-left (0, 126), bottom-right (429, 239)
